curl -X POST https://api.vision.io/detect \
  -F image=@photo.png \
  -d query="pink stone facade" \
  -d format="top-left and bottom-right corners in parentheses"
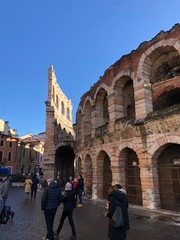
top-left (75, 24), bottom-right (180, 211)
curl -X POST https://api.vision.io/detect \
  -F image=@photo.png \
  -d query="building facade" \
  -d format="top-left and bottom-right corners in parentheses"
top-left (43, 65), bottom-right (76, 185)
top-left (17, 133), bottom-right (45, 175)
top-left (75, 24), bottom-right (180, 212)
top-left (44, 24), bottom-right (180, 212)
top-left (0, 119), bottom-right (18, 174)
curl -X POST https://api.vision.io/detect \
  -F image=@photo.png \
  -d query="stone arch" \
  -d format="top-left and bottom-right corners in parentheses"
top-left (119, 147), bottom-right (143, 206)
top-left (94, 83), bottom-right (109, 99)
top-left (147, 135), bottom-right (180, 210)
top-left (137, 39), bottom-right (180, 84)
top-left (111, 75), bottom-right (135, 119)
top-left (76, 109), bottom-right (83, 144)
top-left (96, 150), bottom-right (112, 199)
top-left (66, 107), bottom-right (70, 120)
top-left (55, 145), bottom-right (75, 187)
top-left (61, 101), bottom-right (65, 115)
top-left (136, 38), bottom-right (180, 118)
top-left (77, 156), bottom-right (82, 175)
top-left (154, 86), bottom-right (180, 111)
top-left (149, 135), bottom-right (180, 163)
top-left (83, 154), bottom-right (93, 193)
top-left (152, 143), bottom-right (180, 211)
top-left (56, 95), bottom-right (59, 108)
top-left (82, 100), bottom-right (92, 140)
top-left (94, 87), bottom-right (109, 127)
top-left (52, 85), bottom-right (55, 101)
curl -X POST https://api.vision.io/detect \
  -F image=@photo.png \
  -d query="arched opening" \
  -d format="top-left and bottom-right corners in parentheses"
top-left (61, 101), bottom-right (65, 115)
top-left (52, 86), bottom-right (55, 101)
top-left (55, 145), bottom-right (75, 187)
top-left (83, 100), bottom-right (92, 140)
top-left (77, 156), bottom-right (82, 176)
top-left (84, 155), bottom-right (93, 193)
top-left (124, 148), bottom-right (142, 205)
top-left (97, 151), bottom-right (112, 199)
top-left (154, 88), bottom-right (180, 110)
top-left (95, 88), bottom-right (109, 127)
top-left (66, 107), bottom-right (70, 120)
top-left (158, 143), bottom-right (180, 211)
top-left (122, 80), bottom-right (135, 118)
top-left (150, 50), bottom-right (180, 84)
top-left (56, 95), bottom-right (59, 108)
top-left (76, 109), bottom-right (83, 144)
top-left (114, 76), bottom-right (135, 120)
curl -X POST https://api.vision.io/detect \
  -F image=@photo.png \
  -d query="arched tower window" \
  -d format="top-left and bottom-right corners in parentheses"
top-left (66, 108), bottom-right (70, 120)
top-left (61, 101), bottom-right (65, 115)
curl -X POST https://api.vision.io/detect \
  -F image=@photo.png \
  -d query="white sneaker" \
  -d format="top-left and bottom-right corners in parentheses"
top-left (42, 236), bottom-right (49, 240)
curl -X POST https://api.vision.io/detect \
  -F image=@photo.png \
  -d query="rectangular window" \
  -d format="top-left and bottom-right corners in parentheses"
top-left (8, 152), bottom-right (12, 161)
top-left (9, 141), bottom-right (13, 148)
top-left (0, 140), bottom-right (4, 147)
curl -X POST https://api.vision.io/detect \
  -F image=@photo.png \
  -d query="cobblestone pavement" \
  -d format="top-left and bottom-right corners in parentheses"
top-left (0, 187), bottom-right (180, 240)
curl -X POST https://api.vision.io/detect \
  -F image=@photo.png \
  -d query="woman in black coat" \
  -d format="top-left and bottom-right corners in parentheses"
top-left (105, 185), bottom-right (129, 240)
top-left (56, 182), bottom-right (77, 240)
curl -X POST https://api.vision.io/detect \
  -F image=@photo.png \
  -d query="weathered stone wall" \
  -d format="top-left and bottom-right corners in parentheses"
top-left (44, 65), bottom-right (75, 180)
top-left (76, 24), bottom-right (180, 211)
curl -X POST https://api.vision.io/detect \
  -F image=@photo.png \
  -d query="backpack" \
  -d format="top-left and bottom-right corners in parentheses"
top-left (109, 202), bottom-right (125, 229)
top-left (0, 205), bottom-right (11, 224)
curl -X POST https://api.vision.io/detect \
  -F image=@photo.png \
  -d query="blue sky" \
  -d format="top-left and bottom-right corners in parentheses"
top-left (0, 0), bottom-right (179, 136)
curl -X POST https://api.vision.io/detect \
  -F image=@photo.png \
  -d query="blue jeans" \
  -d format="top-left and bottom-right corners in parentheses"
top-left (77, 189), bottom-right (83, 204)
top-left (44, 208), bottom-right (57, 240)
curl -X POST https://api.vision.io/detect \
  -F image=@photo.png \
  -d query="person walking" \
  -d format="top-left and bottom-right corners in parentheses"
top-left (31, 173), bottom-right (39, 199)
top-left (72, 177), bottom-right (78, 203)
top-left (0, 168), bottom-right (15, 220)
top-left (41, 178), bottom-right (62, 240)
top-left (24, 175), bottom-right (33, 200)
top-left (56, 182), bottom-right (77, 240)
top-left (77, 175), bottom-right (84, 207)
top-left (104, 184), bottom-right (129, 240)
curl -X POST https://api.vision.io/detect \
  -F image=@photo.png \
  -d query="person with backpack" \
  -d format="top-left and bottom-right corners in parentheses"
top-left (104, 184), bottom-right (129, 240)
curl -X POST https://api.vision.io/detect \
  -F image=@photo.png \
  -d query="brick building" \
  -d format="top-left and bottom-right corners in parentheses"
top-left (17, 133), bottom-right (45, 175)
top-left (44, 24), bottom-right (180, 212)
top-left (0, 119), bottom-right (18, 174)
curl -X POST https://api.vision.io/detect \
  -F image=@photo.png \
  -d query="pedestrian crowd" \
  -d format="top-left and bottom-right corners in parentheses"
top-left (0, 169), bottom-right (129, 240)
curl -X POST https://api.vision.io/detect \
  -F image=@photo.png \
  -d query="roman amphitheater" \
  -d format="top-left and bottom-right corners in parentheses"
top-left (44, 24), bottom-right (180, 212)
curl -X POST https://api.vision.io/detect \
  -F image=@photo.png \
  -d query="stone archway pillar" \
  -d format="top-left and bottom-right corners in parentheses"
top-left (91, 166), bottom-right (98, 200)
top-left (110, 156), bottom-right (126, 187)
top-left (140, 164), bottom-right (160, 209)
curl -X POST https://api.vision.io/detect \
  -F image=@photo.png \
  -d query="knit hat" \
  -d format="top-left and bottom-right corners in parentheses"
top-left (65, 182), bottom-right (72, 191)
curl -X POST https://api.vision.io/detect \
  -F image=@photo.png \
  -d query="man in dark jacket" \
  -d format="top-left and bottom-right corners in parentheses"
top-left (77, 175), bottom-right (84, 207)
top-left (31, 173), bottom-right (39, 199)
top-left (56, 182), bottom-right (76, 240)
top-left (41, 178), bottom-right (62, 240)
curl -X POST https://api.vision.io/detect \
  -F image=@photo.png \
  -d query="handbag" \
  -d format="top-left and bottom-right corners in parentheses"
top-left (0, 205), bottom-right (11, 224)
top-left (109, 204), bottom-right (125, 229)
